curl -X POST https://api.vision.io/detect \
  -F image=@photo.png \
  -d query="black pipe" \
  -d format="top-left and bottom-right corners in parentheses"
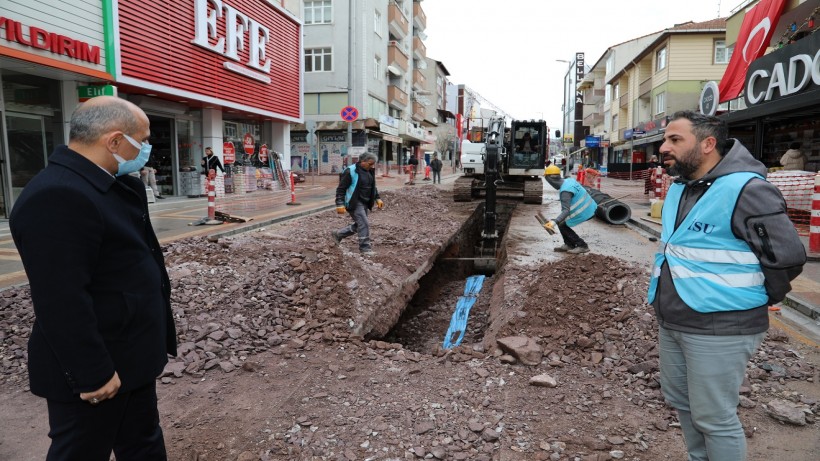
top-left (584, 186), bottom-right (631, 225)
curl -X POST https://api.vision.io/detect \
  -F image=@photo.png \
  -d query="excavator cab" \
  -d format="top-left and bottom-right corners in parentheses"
top-left (508, 121), bottom-right (547, 173)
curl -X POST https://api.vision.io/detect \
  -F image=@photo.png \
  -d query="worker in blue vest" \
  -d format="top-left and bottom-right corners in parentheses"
top-left (650, 110), bottom-right (806, 461)
top-left (331, 152), bottom-right (384, 256)
top-left (542, 164), bottom-right (597, 254)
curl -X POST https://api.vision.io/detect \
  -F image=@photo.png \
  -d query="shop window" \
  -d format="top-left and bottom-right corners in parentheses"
top-left (305, 47), bottom-right (332, 72)
top-left (305, 0), bottom-right (332, 24)
top-left (714, 40), bottom-right (733, 64)
top-left (656, 47), bottom-right (667, 72)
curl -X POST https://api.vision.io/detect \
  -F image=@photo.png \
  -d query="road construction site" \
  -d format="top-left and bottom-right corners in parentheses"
top-left (1, 172), bottom-right (818, 460)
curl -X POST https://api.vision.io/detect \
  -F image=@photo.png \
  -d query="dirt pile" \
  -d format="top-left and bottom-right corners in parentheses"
top-left (1, 186), bottom-right (818, 461)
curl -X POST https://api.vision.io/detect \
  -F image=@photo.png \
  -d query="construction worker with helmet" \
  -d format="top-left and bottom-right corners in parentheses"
top-left (542, 164), bottom-right (597, 254)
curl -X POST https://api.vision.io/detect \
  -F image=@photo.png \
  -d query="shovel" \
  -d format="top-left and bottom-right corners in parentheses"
top-left (535, 212), bottom-right (557, 235)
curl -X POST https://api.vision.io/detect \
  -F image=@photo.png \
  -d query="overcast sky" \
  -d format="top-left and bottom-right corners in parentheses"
top-left (422, 0), bottom-right (740, 133)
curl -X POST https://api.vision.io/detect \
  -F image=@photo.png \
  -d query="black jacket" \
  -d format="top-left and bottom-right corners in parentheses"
top-left (10, 146), bottom-right (177, 402)
top-left (430, 158), bottom-right (443, 172)
top-left (202, 154), bottom-right (225, 174)
top-left (335, 163), bottom-right (380, 211)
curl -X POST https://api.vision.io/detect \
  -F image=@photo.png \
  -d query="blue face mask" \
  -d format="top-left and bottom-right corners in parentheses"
top-left (114, 134), bottom-right (152, 176)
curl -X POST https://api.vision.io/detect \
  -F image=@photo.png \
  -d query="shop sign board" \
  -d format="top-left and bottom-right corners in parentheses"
top-left (243, 133), bottom-right (255, 154)
top-left (259, 144), bottom-right (268, 162)
top-left (78, 85), bottom-right (117, 101)
top-left (223, 142), bottom-right (236, 164)
top-left (116, 0), bottom-right (302, 120)
top-left (0, 9), bottom-right (108, 77)
top-left (744, 32), bottom-right (820, 107)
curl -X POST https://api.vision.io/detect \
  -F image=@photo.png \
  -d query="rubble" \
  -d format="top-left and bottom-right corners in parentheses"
top-left (1, 187), bottom-right (817, 460)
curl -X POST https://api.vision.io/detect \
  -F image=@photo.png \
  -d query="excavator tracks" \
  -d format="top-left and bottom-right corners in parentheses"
top-left (453, 177), bottom-right (477, 202)
top-left (522, 179), bottom-right (543, 204)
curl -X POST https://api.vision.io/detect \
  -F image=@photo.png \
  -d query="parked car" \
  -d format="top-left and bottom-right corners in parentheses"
top-left (293, 171), bottom-right (306, 183)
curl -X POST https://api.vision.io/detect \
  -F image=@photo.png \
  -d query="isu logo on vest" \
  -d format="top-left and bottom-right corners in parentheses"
top-left (687, 221), bottom-right (715, 234)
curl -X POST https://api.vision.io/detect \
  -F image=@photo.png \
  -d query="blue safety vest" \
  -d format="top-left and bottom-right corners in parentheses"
top-left (647, 172), bottom-right (768, 313)
top-left (560, 178), bottom-right (597, 227)
top-left (343, 164), bottom-right (359, 207)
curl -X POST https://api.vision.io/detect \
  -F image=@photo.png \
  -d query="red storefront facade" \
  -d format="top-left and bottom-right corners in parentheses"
top-left (112, 0), bottom-right (302, 196)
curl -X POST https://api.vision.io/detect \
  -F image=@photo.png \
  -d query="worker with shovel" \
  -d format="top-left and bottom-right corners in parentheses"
top-left (542, 164), bottom-right (597, 254)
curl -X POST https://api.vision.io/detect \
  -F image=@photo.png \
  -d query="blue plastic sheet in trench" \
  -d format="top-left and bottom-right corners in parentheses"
top-left (442, 275), bottom-right (485, 349)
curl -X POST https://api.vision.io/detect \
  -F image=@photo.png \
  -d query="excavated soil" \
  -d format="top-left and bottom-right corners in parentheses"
top-left (1, 186), bottom-right (819, 461)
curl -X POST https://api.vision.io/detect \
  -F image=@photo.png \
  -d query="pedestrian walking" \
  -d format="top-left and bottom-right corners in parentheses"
top-left (331, 152), bottom-right (384, 255)
top-left (430, 153), bottom-right (443, 184)
top-left (406, 153), bottom-right (419, 185)
top-left (201, 146), bottom-right (224, 175)
top-left (650, 110), bottom-right (806, 461)
top-left (542, 164), bottom-right (597, 254)
top-left (140, 159), bottom-right (165, 199)
top-left (9, 96), bottom-right (177, 460)
top-left (645, 154), bottom-right (659, 195)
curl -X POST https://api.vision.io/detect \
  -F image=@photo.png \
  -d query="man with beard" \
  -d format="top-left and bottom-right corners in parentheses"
top-left (649, 110), bottom-right (806, 460)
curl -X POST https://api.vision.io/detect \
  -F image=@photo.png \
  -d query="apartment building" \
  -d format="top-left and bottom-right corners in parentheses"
top-left (418, 59), bottom-right (457, 164)
top-left (295, 0), bottom-right (430, 174)
top-left (576, 32), bottom-right (662, 169)
top-left (577, 18), bottom-right (728, 173)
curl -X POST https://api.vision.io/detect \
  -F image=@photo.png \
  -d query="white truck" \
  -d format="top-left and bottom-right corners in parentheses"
top-left (459, 140), bottom-right (487, 175)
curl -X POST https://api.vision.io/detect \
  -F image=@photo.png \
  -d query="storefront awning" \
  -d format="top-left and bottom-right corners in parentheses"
top-left (631, 133), bottom-right (664, 146)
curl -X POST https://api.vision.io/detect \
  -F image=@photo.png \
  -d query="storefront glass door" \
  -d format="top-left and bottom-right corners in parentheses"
top-left (147, 115), bottom-right (175, 197)
top-left (6, 113), bottom-right (47, 205)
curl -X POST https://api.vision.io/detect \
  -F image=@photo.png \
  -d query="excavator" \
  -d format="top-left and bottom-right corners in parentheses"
top-left (453, 118), bottom-right (548, 204)
top-left (461, 118), bottom-right (549, 272)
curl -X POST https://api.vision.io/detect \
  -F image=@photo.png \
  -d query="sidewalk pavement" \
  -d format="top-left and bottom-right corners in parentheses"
top-left (622, 196), bottom-right (820, 345)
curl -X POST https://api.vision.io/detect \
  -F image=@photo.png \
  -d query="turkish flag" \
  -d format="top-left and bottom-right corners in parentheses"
top-left (718, 0), bottom-right (787, 102)
top-left (456, 113), bottom-right (464, 141)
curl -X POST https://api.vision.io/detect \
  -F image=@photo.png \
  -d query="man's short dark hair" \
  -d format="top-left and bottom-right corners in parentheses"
top-left (670, 110), bottom-right (728, 154)
top-left (789, 141), bottom-right (802, 150)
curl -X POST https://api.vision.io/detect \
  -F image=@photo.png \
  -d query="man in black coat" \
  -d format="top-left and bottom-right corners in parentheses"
top-left (331, 152), bottom-right (384, 255)
top-left (10, 96), bottom-right (177, 460)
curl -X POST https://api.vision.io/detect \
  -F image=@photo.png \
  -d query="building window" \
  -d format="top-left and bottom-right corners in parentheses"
top-left (714, 40), bottom-right (733, 64)
top-left (613, 83), bottom-right (620, 100)
top-left (612, 114), bottom-right (619, 130)
top-left (655, 92), bottom-right (665, 115)
top-left (656, 47), bottom-right (667, 71)
top-left (305, 48), bottom-right (332, 72)
top-left (605, 84), bottom-right (611, 103)
top-left (605, 55), bottom-right (614, 76)
top-left (305, 0), bottom-right (332, 25)
top-left (374, 56), bottom-right (382, 80)
top-left (374, 10), bottom-right (382, 36)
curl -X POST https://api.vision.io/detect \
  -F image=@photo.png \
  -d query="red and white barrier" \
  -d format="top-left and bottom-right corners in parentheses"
top-left (811, 173), bottom-right (820, 253)
top-left (286, 171), bottom-right (301, 206)
top-left (207, 169), bottom-right (216, 220)
top-left (654, 166), bottom-right (664, 199)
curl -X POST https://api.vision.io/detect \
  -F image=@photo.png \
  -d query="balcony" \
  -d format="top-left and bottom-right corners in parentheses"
top-left (412, 69), bottom-right (426, 90)
top-left (412, 101), bottom-right (425, 121)
top-left (413, 1), bottom-right (426, 31)
top-left (388, 84), bottom-right (409, 109)
top-left (619, 93), bottom-right (629, 109)
top-left (585, 88), bottom-right (606, 105)
top-left (584, 112), bottom-right (603, 125)
top-left (388, 41), bottom-right (409, 72)
top-left (618, 128), bottom-right (627, 142)
top-left (639, 77), bottom-right (652, 97)
top-left (413, 36), bottom-right (426, 60)
top-left (388, 3), bottom-right (409, 39)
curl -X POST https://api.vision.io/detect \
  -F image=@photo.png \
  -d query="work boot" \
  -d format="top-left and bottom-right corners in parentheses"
top-left (554, 244), bottom-right (571, 253)
top-left (568, 246), bottom-right (590, 254)
top-left (330, 231), bottom-right (342, 245)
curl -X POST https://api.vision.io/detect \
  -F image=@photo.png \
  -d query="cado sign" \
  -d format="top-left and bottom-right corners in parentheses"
top-left (744, 32), bottom-right (820, 107)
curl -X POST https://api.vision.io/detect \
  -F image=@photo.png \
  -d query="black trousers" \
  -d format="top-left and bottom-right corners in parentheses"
top-left (558, 222), bottom-right (587, 248)
top-left (45, 381), bottom-right (167, 461)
